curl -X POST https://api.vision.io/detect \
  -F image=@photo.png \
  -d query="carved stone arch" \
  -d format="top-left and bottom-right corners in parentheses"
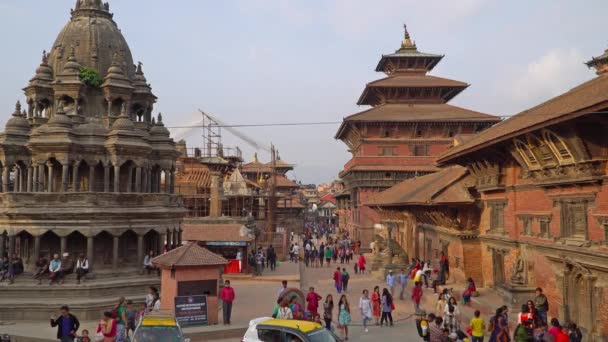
top-left (541, 129), bottom-right (574, 163)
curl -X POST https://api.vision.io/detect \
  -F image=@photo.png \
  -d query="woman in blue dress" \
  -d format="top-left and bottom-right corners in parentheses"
top-left (338, 294), bottom-right (351, 341)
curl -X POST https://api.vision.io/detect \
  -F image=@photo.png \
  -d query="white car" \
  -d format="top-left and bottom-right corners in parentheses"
top-left (242, 317), bottom-right (342, 342)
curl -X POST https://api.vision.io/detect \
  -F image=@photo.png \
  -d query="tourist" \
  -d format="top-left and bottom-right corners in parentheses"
top-left (319, 243), bottom-right (325, 267)
top-left (395, 268), bottom-right (407, 300)
top-left (462, 277), bottom-right (476, 305)
top-left (220, 280), bottom-right (235, 325)
top-left (236, 250), bottom-right (243, 272)
top-left (323, 294), bottom-right (334, 330)
top-left (49, 253), bottom-right (63, 285)
top-left (325, 244), bottom-right (333, 267)
top-left (429, 316), bottom-right (445, 342)
top-left (33, 254), bottom-right (48, 284)
top-left (145, 286), bottom-right (158, 310)
top-left (548, 318), bottom-right (563, 338)
top-left (292, 243), bottom-right (299, 263)
top-left (431, 267), bottom-right (446, 294)
top-left (150, 292), bottom-right (161, 312)
top-left (277, 300), bottom-right (293, 319)
top-left (513, 319), bottom-right (533, 342)
top-left (333, 267), bottom-right (343, 293)
top-left (470, 310), bottom-right (485, 342)
top-left (306, 287), bottom-right (322, 317)
top-left (338, 294), bottom-right (351, 340)
top-left (534, 287), bottom-right (549, 326)
top-left (9, 253), bottom-right (24, 283)
top-left (412, 281), bottom-right (423, 311)
top-left (415, 310), bottom-right (431, 341)
top-left (380, 288), bottom-right (394, 327)
top-left (372, 286), bottom-right (381, 325)
top-left (125, 300), bottom-right (137, 339)
top-left (517, 304), bottom-right (531, 326)
top-left (488, 307), bottom-right (509, 342)
top-left (267, 245), bottom-right (276, 271)
top-left (359, 289), bottom-right (372, 332)
top-left (0, 256), bottom-right (9, 282)
top-left (114, 297), bottom-right (127, 342)
top-left (75, 253), bottom-right (89, 285)
top-left (357, 254), bottom-right (366, 274)
top-left (142, 251), bottom-right (157, 275)
top-left (290, 296), bottom-right (303, 319)
top-left (443, 302), bottom-right (460, 334)
top-left (341, 268), bottom-right (350, 293)
top-left (422, 261), bottom-right (431, 288)
top-left (439, 252), bottom-right (450, 280)
top-left (435, 293), bottom-right (447, 317)
top-left (61, 253), bottom-right (74, 275)
top-left (78, 329), bottom-right (90, 342)
top-left (97, 311), bottom-right (117, 342)
top-left (444, 297), bottom-right (461, 321)
top-left (567, 323), bottom-right (583, 342)
top-left (277, 280), bottom-right (288, 300)
top-left (386, 270), bottom-right (396, 296)
top-left (50, 305), bottom-right (80, 342)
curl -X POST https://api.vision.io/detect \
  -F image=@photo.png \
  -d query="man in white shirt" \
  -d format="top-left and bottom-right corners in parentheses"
top-left (75, 254), bottom-right (89, 285)
top-left (277, 280), bottom-right (288, 300)
top-left (292, 244), bottom-right (300, 263)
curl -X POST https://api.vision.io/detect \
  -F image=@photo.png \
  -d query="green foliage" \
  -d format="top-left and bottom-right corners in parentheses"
top-left (79, 67), bottom-right (102, 87)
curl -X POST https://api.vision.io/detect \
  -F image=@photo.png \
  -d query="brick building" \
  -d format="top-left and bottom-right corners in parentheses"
top-left (381, 46), bottom-right (608, 339)
top-left (334, 25), bottom-right (500, 246)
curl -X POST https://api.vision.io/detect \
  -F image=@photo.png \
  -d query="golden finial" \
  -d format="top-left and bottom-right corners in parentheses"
top-left (400, 24), bottom-right (417, 50)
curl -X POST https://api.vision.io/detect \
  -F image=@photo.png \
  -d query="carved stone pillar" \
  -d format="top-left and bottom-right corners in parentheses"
top-left (173, 229), bottom-right (178, 248)
top-left (38, 164), bottom-right (45, 192)
top-left (32, 166), bottom-right (38, 192)
top-left (27, 166), bottom-right (33, 192)
top-left (60, 236), bottom-right (67, 256)
top-left (47, 162), bottom-right (54, 192)
top-left (2, 166), bottom-right (9, 193)
top-left (89, 165), bottom-right (95, 192)
top-left (33, 235), bottom-right (40, 260)
top-left (104, 165), bottom-right (110, 193)
top-left (14, 167), bottom-right (20, 192)
top-left (87, 236), bottom-right (94, 269)
top-left (126, 165), bottom-right (133, 193)
top-left (177, 229), bottom-right (182, 246)
top-left (20, 167), bottom-right (26, 192)
top-left (0, 234), bottom-right (4, 257)
top-left (61, 164), bottom-right (69, 192)
top-left (72, 164), bottom-right (79, 192)
top-left (141, 168), bottom-right (147, 193)
top-left (137, 234), bottom-right (144, 266)
top-left (135, 167), bottom-right (142, 193)
top-left (107, 99), bottom-right (112, 117)
top-left (113, 165), bottom-right (120, 193)
top-left (158, 232), bottom-right (166, 255)
top-left (166, 230), bottom-right (173, 251)
top-left (112, 235), bottom-right (119, 272)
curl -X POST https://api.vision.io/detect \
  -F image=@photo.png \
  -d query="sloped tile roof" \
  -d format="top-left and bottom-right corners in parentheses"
top-left (438, 74), bottom-right (608, 164)
top-left (365, 165), bottom-right (474, 207)
top-left (152, 243), bottom-right (229, 268)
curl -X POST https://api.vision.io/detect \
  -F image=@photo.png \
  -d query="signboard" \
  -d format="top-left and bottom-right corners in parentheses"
top-left (206, 241), bottom-right (247, 246)
top-left (174, 295), bottom-right (208, 326)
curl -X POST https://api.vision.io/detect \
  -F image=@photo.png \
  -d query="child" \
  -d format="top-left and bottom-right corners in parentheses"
top-left (77, 329), bottom-right (90, 342)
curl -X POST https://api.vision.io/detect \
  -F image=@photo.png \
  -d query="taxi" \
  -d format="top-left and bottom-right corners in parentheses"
top-left (132, 313), bottom-right (191, 342)
top-left (242, 317), bottom-right (342, 342)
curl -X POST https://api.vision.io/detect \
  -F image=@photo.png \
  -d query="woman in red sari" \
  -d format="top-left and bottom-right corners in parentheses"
top-left (371, 286), bottom-right (381, 325)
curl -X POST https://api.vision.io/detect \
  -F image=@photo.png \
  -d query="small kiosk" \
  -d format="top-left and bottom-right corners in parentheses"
top-left (152, 243), bottom-right (229, 326)
top-left (182, 223), bottom-right (253, 274)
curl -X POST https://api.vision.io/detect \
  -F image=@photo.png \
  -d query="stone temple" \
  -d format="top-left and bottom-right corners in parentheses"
top-left (0, 0), bottom-right (185, 320)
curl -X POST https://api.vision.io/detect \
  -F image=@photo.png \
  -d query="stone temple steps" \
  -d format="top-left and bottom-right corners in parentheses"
top-left (0, 268), bottom-right (159, 321)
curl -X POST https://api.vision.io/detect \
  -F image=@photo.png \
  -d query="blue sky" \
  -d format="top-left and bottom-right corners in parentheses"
top-left (0, 0), bottom-right (606, 183)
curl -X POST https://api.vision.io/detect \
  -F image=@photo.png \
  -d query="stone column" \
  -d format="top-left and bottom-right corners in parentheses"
top-left (38, 164), bottom-right (45, 192)
top-left (170, 170), bottom-right (175, 194)
top-left (113, 165), bottom-right (120, 193)
top-left (2, 166), bottom-right (9, 193)
top-left (61, 164), bottom-right (69, 192)
top-left (72, 164), bottom-right (79, 192)
top-left (32, 166), bottom-right (38, 192)
top-left (27, 166), bottom-right (33, 192)
top-left (89, 165), bottom-right (95, 192)
top-left (177, 229), bottom-right (182, 246)
top-left (135, 167), bottom-right (142, 193)
top-left (33, 235), bottom-right (40, 259)
top-left (126, 166), bottom-right (133, 193)
top-left (20, 167), bottom-right (26, 192)
top-left (14, 167), bottom-right (20, 192)
top-left (112, 235), bottom-right (119, 272)
top-left (104, 165), bottom-right (110, 193)
top-left (107, 99), bottom-right (112, 117)
top-left (47, 162), bottom-right (54, 192)
top-left (158, 232), bottom-right (166, 255)
top-left (173, 229), bottom-right (179, 248)
top-left (87, 236), bottom-right (94, 269)
top-left (137, 234), bottom-right (144, 266)
top-left (166, 230), bottom-right (173, 251)
top-left (60, 236), bottom-right (67, 256)
top-left (141, 169), bottom-right (147, 193)
top-left (0, 234), bottom-right (5, 258)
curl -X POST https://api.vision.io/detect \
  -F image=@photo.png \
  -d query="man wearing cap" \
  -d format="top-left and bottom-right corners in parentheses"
top-left (386, 270), bottom-right (396, 297)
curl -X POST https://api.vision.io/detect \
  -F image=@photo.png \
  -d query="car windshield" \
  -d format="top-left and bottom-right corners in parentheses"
top-left (307, 328), bottom-right (338, 342)
top-left (132, 326), bottom-right (183, 342)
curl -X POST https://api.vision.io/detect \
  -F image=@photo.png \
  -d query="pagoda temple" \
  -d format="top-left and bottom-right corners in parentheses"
top-left (334, 26), bottom-right (501, 245)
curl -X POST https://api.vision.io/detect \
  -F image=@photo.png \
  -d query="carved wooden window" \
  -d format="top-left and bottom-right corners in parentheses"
top-left (542, 130), bottom-right (573, 162)
top-left (415, 128), bottom-right (424, 138)
top-left (378, 146), bottom-right (396, 156)
top-left (514, 139), bottom-right (538, 168)
top-left (560, 201), bottom-right (588, 239)
top-left (412, 145), bottom-right (429, 156)
top-left (539, 220), bottom-right (550, 238)
top-left (489, 201), bottom-right (506, 231)
top-left (527, 135), bottom-right (556, 163)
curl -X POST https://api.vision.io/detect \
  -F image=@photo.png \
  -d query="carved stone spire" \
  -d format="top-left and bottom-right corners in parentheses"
top-left (398, 24), bottom-right (417, 52)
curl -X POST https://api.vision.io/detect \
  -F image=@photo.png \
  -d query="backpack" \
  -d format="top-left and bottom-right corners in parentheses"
top-left (416, 319), bottom-right (429, 340)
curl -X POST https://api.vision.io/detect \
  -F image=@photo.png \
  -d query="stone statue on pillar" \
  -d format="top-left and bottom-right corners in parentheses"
top-left (510, 250), bottom-right (526, 285)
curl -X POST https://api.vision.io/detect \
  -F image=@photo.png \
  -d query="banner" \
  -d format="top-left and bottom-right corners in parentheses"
top-left (174, 295), bottom-right (208, 326)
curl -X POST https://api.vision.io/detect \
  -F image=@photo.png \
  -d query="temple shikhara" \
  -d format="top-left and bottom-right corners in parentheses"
top-left (0, 0), bottom-right (184, 320)
top-left (334, 26), bottom-right (500, 246)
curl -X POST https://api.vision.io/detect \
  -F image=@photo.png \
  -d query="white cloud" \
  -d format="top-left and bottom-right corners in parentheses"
top-left (506, 48), bottom-right (592, 112)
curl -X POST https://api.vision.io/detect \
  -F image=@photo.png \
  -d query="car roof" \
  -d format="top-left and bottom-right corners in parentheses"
top-left (257, 319), bottom-right (322, 333)
top-left (141, 314), bottom-right (177, 327)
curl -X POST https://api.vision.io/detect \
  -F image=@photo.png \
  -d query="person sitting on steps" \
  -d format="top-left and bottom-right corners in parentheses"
top-left (49, 253), bottom-right (64, 285)
top-left (34, 254), bottom-right (49, 285)
top-left (142, 251), bottom-right (159, 275)
top-left (75, 253), bottom-right (89, 285)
